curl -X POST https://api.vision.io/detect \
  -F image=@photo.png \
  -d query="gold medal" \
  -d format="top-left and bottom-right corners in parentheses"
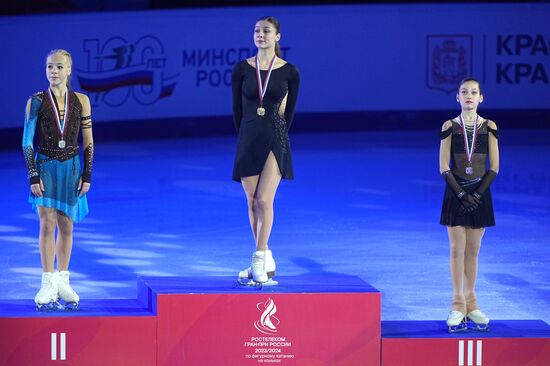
top-left (255, 55), bottom-right (276, 118)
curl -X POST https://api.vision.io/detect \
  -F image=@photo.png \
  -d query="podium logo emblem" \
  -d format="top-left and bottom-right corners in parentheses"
top-left (426, 35), bottom-right (473, 93)
top-left (254, 298), bottom-right (280, 335)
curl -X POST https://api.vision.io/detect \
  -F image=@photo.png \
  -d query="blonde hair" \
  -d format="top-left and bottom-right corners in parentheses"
top-left (47, 49), bottom-right (73, 89)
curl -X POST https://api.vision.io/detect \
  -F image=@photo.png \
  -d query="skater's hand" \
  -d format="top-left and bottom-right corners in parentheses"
top-left (78, 178), bottom-right (90, 197)
top-left (31, 179), bottom-right (45, 197)
top-left (459, 194), bottom-right (479, 214)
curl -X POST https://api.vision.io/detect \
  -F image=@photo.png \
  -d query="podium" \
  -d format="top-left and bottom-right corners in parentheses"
top-left (0, 274), bottom-right (381, 366)
top-left (2, 275), bottom-right (550, 365)
top-left (382, 320), bottom-right (550, 366)
top-left (0, 299), bottom-right (156, 365)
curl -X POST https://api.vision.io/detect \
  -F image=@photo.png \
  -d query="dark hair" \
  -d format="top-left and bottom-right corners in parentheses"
top-left (458, 77), bottom-right (482, 94)
top-left (257, 16), bottom-right (281, 58)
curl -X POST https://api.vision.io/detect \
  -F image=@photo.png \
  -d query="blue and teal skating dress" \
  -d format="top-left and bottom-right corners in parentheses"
top-left (22, 90), bottom-right (93, 223)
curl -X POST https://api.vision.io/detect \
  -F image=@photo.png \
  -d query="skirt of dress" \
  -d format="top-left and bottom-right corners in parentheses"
top-left (232, 118), bottom-right (293, 182)
top-left (440, 175), bottom-right (495, 229)
top-left (28, 153), bottom-right (89, 223)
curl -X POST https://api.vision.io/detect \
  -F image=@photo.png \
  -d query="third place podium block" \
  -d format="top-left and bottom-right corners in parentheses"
top-left (382, 320), bottom-right (550, 366)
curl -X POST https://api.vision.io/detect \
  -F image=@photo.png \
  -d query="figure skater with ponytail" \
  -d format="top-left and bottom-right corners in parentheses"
top-left (232, 16), bottom-right (300, 286)
top-left (22, 49), bottom-right (94, 310)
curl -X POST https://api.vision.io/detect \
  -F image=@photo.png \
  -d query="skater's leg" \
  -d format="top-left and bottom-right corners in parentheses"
top-left (55, 212), bottom-right (74, 271)
top-left (254, 152), bottom-right (282, 251)
top-left (38, 206), bottom-right (57, 273)
top-left (447, 226), bottom-right (467, 315)
top-left (463, 228), bottom-right (489, 330)
top-left (241, 175), bottom-right (260, 246)
top-left (464, 228), bottom-right (485, 313)
top-left (238, 152), bottom-right (281, 285)
top-left (55, 212), bottom-right (79, 307)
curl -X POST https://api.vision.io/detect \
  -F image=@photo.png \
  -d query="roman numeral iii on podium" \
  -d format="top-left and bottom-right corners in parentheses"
top-left (458, 340), bottom-right (482, 366)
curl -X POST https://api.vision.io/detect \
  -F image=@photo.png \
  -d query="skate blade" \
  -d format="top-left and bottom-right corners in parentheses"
top-left (469, 323), bottom-right (489, 332)
top-left (237, 278), bottom-right (278, 288)
top-left (448, 320), bottom-right (468, 333)
top-left (58, 300), bottom-right (80, 311)
top-left (259, 279), bottom-right (278, 287)
top-left (36, 301), bottom-right (61, 312)
top-left (448, 326), bottom-right (468, 333)
top-left (239, 271), bottom-right (276, 280)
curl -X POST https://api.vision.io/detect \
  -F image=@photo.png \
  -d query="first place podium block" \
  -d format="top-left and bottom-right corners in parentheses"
top-left (138, 274), bottom-right (381, 366)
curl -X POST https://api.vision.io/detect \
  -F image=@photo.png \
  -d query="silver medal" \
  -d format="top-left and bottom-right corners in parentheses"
top-left (47, 89), bottom-right (69, 150)
top-left (257, 107), bottom-right (265, 116)
top-left (465, 166), bottom-right (473, 175)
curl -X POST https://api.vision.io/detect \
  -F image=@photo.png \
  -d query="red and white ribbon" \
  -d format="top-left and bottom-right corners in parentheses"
top-left (255, 55), bottom-right (277, 107)
top-left (47, 88), bottom-right (69, 141)
top-left (459, 114), bottom-right (478, 166)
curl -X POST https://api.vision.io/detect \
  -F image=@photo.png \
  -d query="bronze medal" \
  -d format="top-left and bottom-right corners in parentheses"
top-left (459, 114), bottom-right (478, 177)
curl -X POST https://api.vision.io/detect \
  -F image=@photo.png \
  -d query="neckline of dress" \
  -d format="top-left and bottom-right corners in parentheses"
top-left (245, 61), bottom-right (289, 71)
top-left (453, 118), bottom-right (486, 126)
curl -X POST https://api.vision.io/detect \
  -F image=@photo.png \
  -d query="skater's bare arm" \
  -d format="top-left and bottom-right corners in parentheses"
top-left (439, 120), bottom-right (452, 173)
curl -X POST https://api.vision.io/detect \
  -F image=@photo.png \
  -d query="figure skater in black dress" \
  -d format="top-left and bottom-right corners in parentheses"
top-left (232, 16), bottom-right (300, 285)
top-left (439, 78), bottom-right (499, 332)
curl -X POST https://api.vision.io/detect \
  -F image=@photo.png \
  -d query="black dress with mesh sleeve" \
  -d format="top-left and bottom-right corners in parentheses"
top-left (231, 60), bottom-right (300, 182)
top-left (440, 119), bottom-right (498, 228)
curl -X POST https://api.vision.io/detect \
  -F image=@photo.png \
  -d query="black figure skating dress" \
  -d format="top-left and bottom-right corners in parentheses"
top-left (440, 119), bottom-right (498, 228)
top-left (231, 60), bottom-right (300, 182)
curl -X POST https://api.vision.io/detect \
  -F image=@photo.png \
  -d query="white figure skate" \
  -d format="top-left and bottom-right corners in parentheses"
top-left (56, 271), bottom-right (79, 310)
top-left (35, 272), bottom-right (59, 311)
top-left (467, 309), bottom-right (490, 331)
top-left (446, 310), bottom-right (467, 333)
top-left (238, 250), bottom-right (278, 288)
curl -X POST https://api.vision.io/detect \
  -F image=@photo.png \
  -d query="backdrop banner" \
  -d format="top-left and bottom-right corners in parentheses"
top-left (1, 3), bottom-right (548, 128)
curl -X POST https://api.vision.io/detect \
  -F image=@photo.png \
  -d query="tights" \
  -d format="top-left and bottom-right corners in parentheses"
top-left (448, 226), bottom-right (485, 314)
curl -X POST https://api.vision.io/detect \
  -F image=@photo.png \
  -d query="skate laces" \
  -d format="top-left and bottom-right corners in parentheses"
top-left (59, 277), bottom-right (76, 294)
top-left (41, 273), bottom-right (57, 290)
top-left (252, 252), bottom-right (266, 272)
top-left (468, 309), bottom-right (489, 321)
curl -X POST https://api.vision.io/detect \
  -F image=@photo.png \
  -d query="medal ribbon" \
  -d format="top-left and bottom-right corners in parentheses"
top-left (47, 88), bottom-right (69, 140)
top-left (255, 55), bottom-right (277, 107)
top-left (459, 114), bottom-right (478, 166)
